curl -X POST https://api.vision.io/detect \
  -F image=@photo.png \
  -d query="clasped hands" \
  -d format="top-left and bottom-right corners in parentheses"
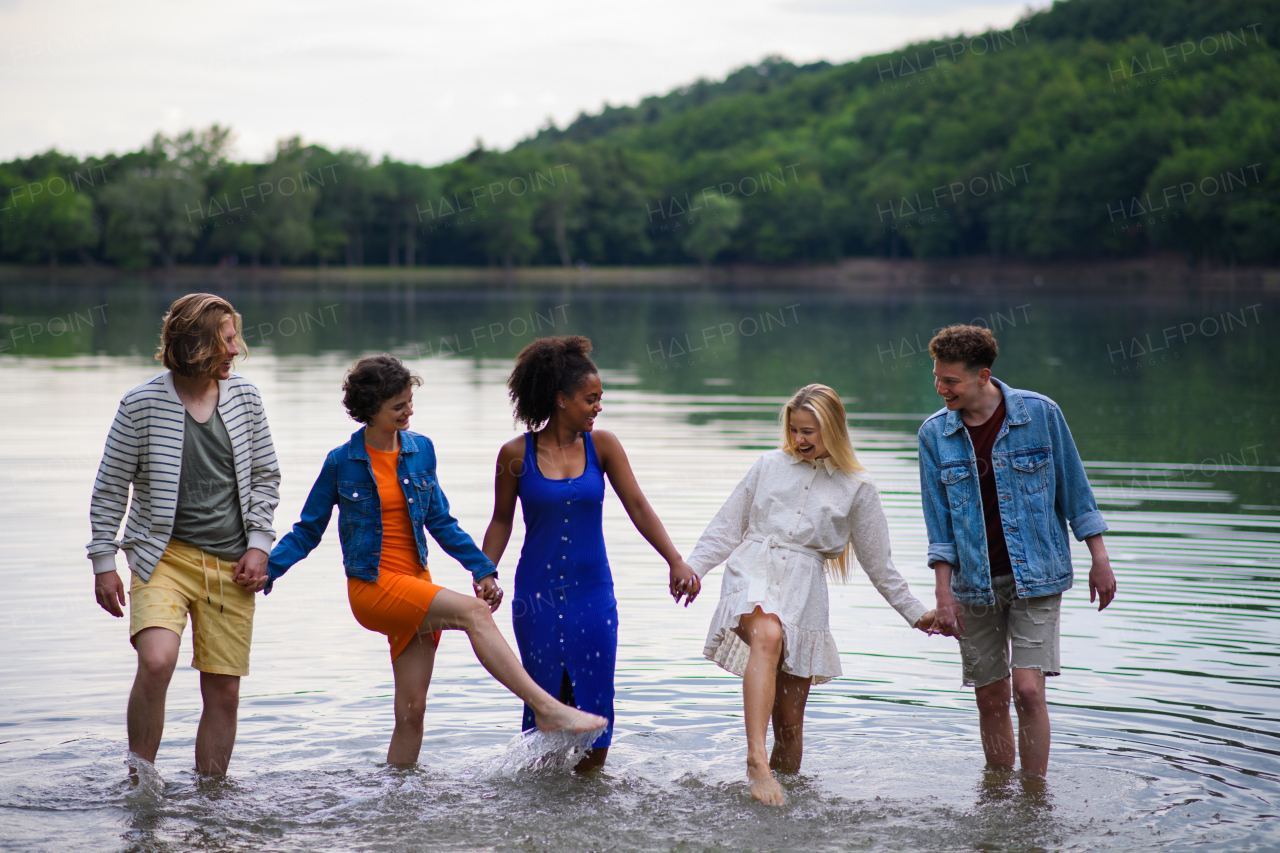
top-left (669, 559), bottom-right (700, 606)
top-left (473, 574), bottom-right (505, 612)
top-left (232, 548), bottom-right (270, 591)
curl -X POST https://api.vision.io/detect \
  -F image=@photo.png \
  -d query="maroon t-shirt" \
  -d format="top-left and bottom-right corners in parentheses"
top-left (965, 399), bottom-right (1013, 577)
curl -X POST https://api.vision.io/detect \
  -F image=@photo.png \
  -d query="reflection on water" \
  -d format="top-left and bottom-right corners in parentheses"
top-left (0, 280), bottom-right (1276, 852)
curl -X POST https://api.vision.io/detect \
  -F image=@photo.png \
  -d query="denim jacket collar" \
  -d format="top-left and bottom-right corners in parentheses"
top-left (346, 427), bottom-right (421, 462)
top-left (941, 377), bottom-right (1030, 437)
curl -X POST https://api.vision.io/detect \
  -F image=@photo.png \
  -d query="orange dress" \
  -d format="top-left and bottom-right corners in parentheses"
top-left (347, 444), bottom-right (444, 660)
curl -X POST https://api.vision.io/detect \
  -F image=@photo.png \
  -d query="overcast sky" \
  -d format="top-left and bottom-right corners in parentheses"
top-left (1, 0), bottom-right (1037, 167)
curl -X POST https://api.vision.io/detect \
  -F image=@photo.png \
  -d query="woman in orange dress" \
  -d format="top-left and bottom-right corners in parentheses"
top-left (268, 356), bottom-right (605, 765)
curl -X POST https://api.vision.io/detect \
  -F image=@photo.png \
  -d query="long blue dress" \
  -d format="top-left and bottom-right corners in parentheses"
top-left (512, 431), bottom-right (617, 749)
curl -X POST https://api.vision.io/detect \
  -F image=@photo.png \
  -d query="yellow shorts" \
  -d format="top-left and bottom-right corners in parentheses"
top-left (130, 540), bottom-right (255, 676)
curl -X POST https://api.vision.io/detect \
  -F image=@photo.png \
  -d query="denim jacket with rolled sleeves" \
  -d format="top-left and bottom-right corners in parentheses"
top-left (917, 379), bottom-right (1108, 606)
top-left (265, 428), bottom-right (495, 592)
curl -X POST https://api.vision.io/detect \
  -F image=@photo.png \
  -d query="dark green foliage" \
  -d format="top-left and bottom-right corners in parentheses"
top-left (1030, 0), bottom-right (1277, 45)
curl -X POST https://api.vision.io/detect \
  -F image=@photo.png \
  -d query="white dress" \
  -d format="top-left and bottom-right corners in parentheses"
top-left (688, 449), bottom-right (927, 684)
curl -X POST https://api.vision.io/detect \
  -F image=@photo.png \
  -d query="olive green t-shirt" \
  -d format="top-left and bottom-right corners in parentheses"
top-left (171, 408), bottom-right (248, 562)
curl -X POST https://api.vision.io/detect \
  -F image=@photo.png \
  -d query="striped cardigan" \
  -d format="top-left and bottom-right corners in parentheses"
top-left (87, 371), bottom-right (281, 581)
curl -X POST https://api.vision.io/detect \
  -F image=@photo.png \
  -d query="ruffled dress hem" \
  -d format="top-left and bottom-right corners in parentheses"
top-left (701, 592), bottom-right (843, 685)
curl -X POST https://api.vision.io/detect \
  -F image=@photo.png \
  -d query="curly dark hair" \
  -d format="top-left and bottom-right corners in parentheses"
top-left (928, 325), bottom-right (999, 370)
top-left (507, 336), bottom-right (598, 430)
top-left (342, 355), bottom-right (423, 424)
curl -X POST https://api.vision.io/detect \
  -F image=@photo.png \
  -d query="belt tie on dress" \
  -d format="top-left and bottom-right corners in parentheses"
top-left (742, 535), bottom-right (827, 602)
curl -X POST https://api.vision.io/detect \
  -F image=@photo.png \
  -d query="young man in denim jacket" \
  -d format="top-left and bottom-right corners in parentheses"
top-left (918, 325), bottom-right (1117, 777)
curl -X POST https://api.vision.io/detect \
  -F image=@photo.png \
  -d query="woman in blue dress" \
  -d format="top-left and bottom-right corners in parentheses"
top-left (481, 336), bottom-right (699, 771)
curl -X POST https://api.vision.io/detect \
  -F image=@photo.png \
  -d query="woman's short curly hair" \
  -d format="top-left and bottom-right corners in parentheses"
top-left (342, 355), bottom-right (422, 424)
top-left (928, 325), bottom-right (999, 370)
top-left (507, 336), bottom-right (597, 430)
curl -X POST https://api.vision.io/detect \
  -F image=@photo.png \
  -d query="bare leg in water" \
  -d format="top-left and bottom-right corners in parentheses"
top-left (127, 626), bottom-right (243, 775)
top-left (387, 630), bottom-right (438, 766)
top-left (769, 670), bottom-right (811, 775)
top-left (736, 606), bottom-right (788, 805)
top-left (385, 587), bottom-right (604, 764)
top-left (558, 671), bottom-right (608, 773)
top-left (974, 668), bottom-right (1051, 777)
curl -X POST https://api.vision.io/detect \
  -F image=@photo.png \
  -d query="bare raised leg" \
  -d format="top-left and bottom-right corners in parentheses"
top-left (387, 632), bottom-right (438, 766)
top-left (735, 607), bottom-right (786, 805)
top-left (418, 588), bottom-right (605, 734)
top-left (195, 673), bottom-right (240, 775)
top-left (770, 669), bottom-right (811, 774)
top-left (127, 627), bottom-right (181, 763)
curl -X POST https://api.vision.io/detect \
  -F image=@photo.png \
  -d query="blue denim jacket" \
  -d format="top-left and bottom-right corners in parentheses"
top-left (917, 379), bottom-right (1107, 605)
top-left (265, 428), bottom-right (496, 592)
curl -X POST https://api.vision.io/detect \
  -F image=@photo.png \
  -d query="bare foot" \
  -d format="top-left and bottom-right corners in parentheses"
top-left (748, 759), bottom-right (785, 805)
top-left (535, 703), bottom-right (607, 735)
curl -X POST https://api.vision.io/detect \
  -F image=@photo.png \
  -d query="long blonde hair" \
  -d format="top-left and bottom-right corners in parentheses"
top-left (780, 384), bottom-right (865, 582)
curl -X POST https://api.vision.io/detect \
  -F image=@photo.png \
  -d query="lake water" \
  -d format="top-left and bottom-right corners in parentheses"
top-left (1, 276), bottom-right (1276, 853)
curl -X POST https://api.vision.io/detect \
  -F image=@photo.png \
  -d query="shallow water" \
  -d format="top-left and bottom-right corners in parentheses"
top-left (0, 280), bottom-right (1277, 852)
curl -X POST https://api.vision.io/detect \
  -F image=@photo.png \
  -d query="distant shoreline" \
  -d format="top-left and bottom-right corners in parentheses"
top-left (1, 257), bottom-right (1275, 292)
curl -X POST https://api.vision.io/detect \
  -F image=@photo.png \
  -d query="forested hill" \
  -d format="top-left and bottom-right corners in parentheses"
top-left (2, 0), bottom-right (1277, 269)
top-left (520, 0), bottom-right (1279, 151)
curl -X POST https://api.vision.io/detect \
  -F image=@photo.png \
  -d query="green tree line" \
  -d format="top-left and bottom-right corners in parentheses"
top-left (1, 0), bottom-right (1276, 269)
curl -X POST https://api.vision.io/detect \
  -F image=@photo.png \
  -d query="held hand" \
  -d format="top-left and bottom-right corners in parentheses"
top-left (1089, 557), bottom-right (1117, 611)
top-left (95, 570), bottom-right (127, 617)
top-left (473, 575), bottom-right (505, 613)
top-left (233, 548), bottom-right (270, 592)
top-left (932, 591), bottom-right (965, 638)
top-left (669, 559), bottom-right (700, 607)
top-left (913, 610), bottom-right (937, 634)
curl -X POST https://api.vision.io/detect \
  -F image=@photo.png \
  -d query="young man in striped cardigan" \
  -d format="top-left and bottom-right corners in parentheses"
top-left (88, 293), bottom-right (280, 775)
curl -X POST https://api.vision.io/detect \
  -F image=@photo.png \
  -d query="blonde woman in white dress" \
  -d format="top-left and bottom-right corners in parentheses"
top-left (687, 384), bottom-right (935, 805)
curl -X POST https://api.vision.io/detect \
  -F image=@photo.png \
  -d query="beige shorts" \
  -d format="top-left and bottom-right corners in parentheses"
top-left (958, 573), bottom-right (1060, 689)
top-left (130, 540), bottom-right (255, 676)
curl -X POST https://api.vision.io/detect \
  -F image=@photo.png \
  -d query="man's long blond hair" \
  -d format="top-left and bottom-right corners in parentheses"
top-left (780, 384), bottom-right (866, 582)
top-left (156, 293), bottom-right (246, 378)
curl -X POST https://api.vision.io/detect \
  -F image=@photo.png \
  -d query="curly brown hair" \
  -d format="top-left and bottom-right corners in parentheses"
top-left (928, 325), bottom-right (999, 370)
top-left (156, 293), bottom-right (246, 378)
top-left (342, 355), bottom-right (422, 424)
top-left (507, 336), bottom-right (597, 430)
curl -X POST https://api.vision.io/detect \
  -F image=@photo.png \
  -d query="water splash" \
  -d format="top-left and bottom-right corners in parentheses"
top-left (123, 752), bottom-right (165, 803)
top-left (486, 727), bottom-right (606, 776)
